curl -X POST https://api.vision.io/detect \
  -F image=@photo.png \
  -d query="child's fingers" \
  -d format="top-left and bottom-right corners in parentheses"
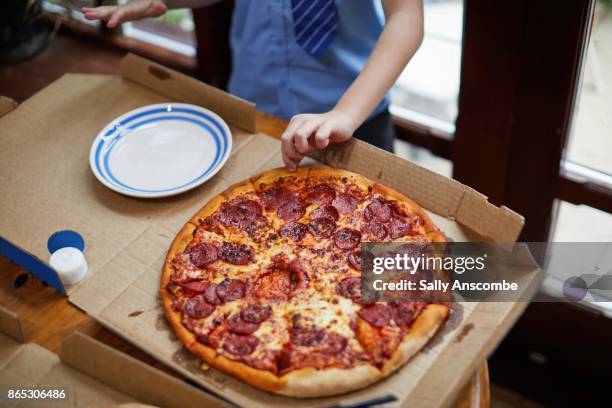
top-left (283, 153), bottom-right (303, 172)
top-left (314, 122), bottom-right (332, 149)
top-left (293, 119), bottom-right (321, 154)
top-left (281, 119), bottom-right (307, 172)
top-left (281, 119), bottom-right (304, 157)
top-left (282, 147), bottom-right (304, 172)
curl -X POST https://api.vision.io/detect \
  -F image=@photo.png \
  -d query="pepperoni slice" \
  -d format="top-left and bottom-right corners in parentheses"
top-left (322, 332), bottom-right (348, 354)
top-left (307, 184), bottom-right (336, 205)
top-left (227, 314), bottom-right (260, 335)
top-left (348, 251), bottom-right (361, 271)
top-left (334, 228), bottom-right (362, 250)
top-left (218, 204), bottom-right (255, 229)
top-left (260, 187), bottom-right (293, 211)
top-left (364, 198), bottom-right (392, 222)
top-left (311, 205), bottom-right (339, 221)
top-left (358, 304), bottom-right (392, 328)
top-left (336, 277), bottom-right (361, 301)
top-left (291, 326), bottom-right (326, 347)
top-left (219, 242), bottom-right (254, 265)
top-left (216, 278), bottom-right (246, 302)
top-left (223, 333), bottom-right (259, 355)
top-left (180, 280), bottom-right (210, 294)
top-left (308, 217), bottom-right (336, 238)
top-left (188, 243), bottom-right (218, 267)
top-left (236, 199), bottom-right (263, 215)
top-left (361, 222), bottom-right (388, 240)
top-left (183, 295), bottom-right (215, 319)
top-left (279, 222), bottom-right (308, 241)
top-left (204, 282), bottom-right (222, 305)
top-left (332, 193), bottom-right (358, 214)
top-left (277, 200), bottom-right (307, 222)
top-left (241, 304), bottom-right (272, 323)
top-left (392, 302), bottom-right (425, 326)
top-left (388, 216), bottom-right (412, 239)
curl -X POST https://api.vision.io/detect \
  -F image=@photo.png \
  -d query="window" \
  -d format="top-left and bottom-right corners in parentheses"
top-left (564, 1), bottom-right (612, 179)
top-left (553, 0), bottom-right (612, 242)
top-left (552, 200), bottom-right (612, 242)
top-left (119, 0), bottom-right (197, 57)
top-left (391, 0), bottom-right (463, 134)
top-left (391, 0), bottom-right (461, 177)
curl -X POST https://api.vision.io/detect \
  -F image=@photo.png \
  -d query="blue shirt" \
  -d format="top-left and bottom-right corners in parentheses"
top-left (228, 0), bottom-right (389, 121)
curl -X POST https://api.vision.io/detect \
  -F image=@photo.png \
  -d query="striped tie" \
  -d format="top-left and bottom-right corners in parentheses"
top-left (292, 0), bottom-right (338, 57)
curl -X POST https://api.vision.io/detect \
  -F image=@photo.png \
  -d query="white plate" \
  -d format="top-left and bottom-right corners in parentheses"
top-left (89, 103), bottom-right (232, 198)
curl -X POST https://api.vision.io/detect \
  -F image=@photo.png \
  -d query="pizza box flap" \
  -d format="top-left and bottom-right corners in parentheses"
top-left (120, 53), bottom-right (256, 133)
top-left (0, 305), bottom-right (227, 407)
top-left (0, 305), bottom-right (25, 344)
top-left (59, 332), bottom-right (229, 408)
top-left (311, 140), bottom-right (523, 242)
top-left (0, 54), bottom-right (537, 407)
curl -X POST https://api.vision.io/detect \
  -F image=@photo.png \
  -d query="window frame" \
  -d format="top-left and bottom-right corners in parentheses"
top-left (392, 0), bottom-right (612, 242)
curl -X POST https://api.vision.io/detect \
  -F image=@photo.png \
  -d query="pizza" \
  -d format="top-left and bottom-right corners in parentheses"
top-left (160, 167), bottom-right (449, 397)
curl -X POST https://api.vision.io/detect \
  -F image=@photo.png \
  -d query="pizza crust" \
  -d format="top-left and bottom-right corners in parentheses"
top-left (307, 167), bottom-right (373, 193)
top-left (160, 223), bottom-right (199, 348)
top-left (161, 166), bottom-right (450, 398)
top-left (221, 180), bottom-right (257, 200)
top-left (189, 194), bottom-right (226, 226)
top-left (382, 304), bottom-right (449, 375)
top-left (251, 167), bottom-right (310, 190)
top-left (279, 364), bottom-right (381, 397)
top-left (188, 341), bottom-right (384, 398)
top-left (189, 342), bottom-right (288, 392)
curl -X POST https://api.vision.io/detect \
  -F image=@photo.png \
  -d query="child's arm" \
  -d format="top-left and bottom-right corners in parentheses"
top-left (281, 0), bottom-right (424, 171)
top-left (82, 0), bottom-right (220, 28)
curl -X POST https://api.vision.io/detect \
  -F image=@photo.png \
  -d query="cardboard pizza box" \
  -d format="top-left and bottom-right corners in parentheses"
top-left (0, 54), bottom-right (539, 407)
top-left (0, 305), bottom-right (228, 407)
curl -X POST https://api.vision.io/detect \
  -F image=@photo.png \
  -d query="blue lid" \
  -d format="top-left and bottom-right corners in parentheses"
top-left (47, 230), bottom-right (85, 254)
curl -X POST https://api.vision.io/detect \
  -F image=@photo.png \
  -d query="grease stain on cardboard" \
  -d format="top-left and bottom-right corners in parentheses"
top-left (454, 323), bottom-right (475, 343)
top-left (128, 310), bottom-right (144, 317)
top-left (422, 302), bottom-right (464, 352)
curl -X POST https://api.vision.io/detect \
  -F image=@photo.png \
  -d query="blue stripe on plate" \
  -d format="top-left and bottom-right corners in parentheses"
top-left (96, 114), bottom-right (225, 193)
top-left (104, 107), bottom-right (228, 145)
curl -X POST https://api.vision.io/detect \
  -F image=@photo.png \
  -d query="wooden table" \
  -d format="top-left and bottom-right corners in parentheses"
top-left (0, 111), bottom-right (489, 407)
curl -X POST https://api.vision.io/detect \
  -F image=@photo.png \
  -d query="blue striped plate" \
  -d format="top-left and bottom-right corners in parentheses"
top-left (89, 103), bottom-right (232, 198)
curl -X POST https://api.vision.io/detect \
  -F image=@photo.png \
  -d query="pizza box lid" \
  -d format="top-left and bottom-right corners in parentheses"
top-left (0, 305), bottom-right (228, 407)
top-left (0, 54), bottom-right (538, 407)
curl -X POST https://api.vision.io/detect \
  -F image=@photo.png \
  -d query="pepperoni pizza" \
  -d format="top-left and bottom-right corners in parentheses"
top-left (160, 167), bottom-right (449, 397)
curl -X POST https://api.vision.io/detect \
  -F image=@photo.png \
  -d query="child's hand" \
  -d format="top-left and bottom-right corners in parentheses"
top-left (82, 0), bottom-right (167, 29)
top-left (281, 110), bottom-right (356, 172)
